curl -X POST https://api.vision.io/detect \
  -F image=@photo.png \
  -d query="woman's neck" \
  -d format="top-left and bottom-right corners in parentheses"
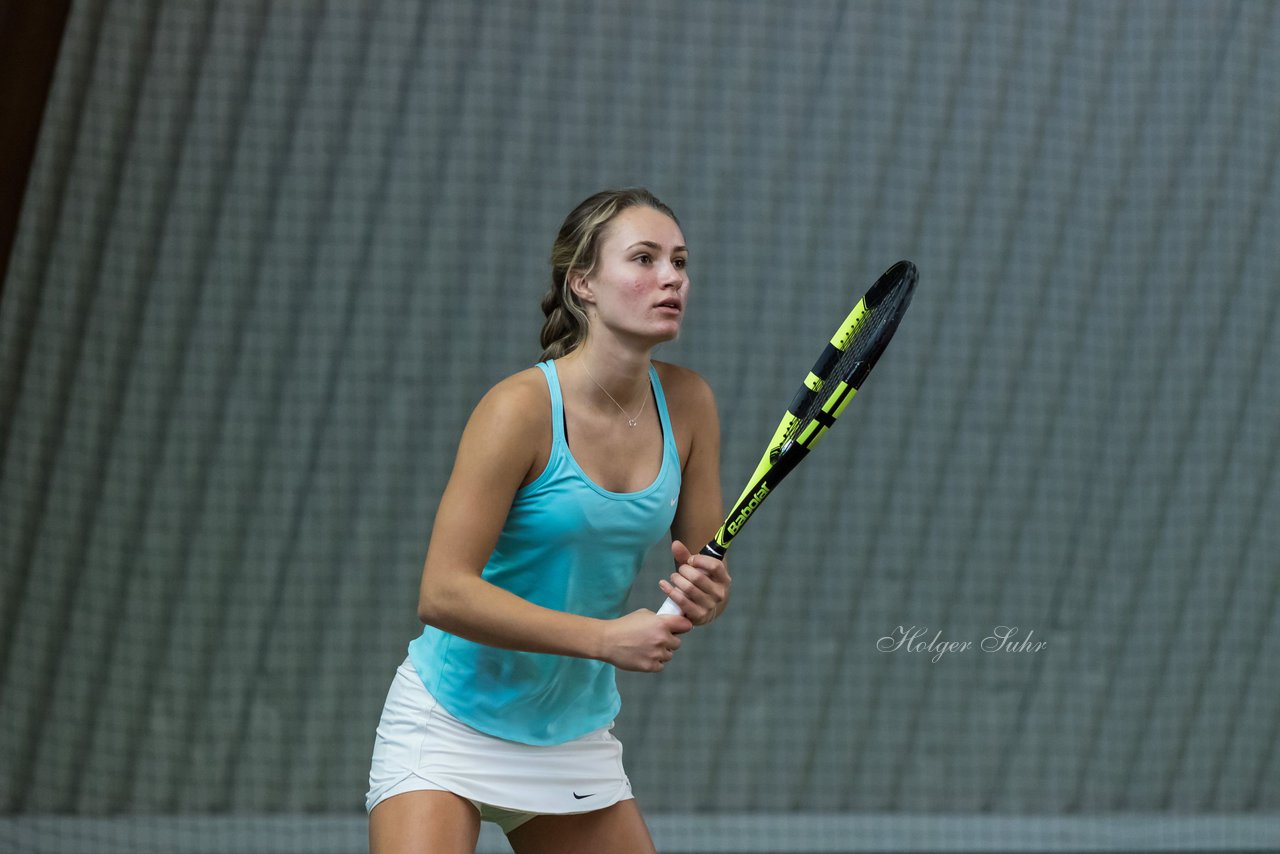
top-left (560, 339), bottom-right (652, 403)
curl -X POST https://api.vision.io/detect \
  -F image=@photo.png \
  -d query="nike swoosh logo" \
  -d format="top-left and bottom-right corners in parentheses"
top-left (573, 792), bottom-right (594, 799)
top-left (670, 497), bottom-right (677, 506)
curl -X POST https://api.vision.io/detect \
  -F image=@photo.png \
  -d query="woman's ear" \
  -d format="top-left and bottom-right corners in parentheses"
top-left (568, 270), bottom-right (595, 305)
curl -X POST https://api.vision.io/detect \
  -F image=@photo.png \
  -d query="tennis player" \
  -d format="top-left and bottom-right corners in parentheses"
top-left (367, 188), bottom-right (731, 853)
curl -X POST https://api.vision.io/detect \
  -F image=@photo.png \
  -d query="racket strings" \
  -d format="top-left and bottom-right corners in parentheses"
top-left (792, 286), bottom-right (909, 434)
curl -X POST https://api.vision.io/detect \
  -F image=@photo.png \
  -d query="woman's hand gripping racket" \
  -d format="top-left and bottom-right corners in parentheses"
top-left (658, 260), bottom-right (918, 617)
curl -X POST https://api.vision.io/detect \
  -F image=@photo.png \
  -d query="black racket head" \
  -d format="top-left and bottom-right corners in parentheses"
top-left (866, 259), bottom-right (917, 311)
top-left (849, 259), bottom-right (916, 354)
top-left (788, 260), bottom-right (917, 446)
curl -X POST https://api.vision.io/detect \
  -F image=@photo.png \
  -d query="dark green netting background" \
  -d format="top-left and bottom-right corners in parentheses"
top-left (2, 1), bottom-right (1278, 851)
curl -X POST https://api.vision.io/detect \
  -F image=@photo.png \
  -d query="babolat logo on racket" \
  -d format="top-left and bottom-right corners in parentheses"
top-left (727, 484), bottom-right (771, 534)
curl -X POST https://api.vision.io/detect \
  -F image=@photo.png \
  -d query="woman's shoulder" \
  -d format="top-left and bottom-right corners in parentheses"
top-left (468, 365), bottom-right (552, 432)
top-left (653, 360), bottom-right (715, 406)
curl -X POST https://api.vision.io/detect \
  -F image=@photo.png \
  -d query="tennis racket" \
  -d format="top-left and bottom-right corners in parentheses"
top-left (658, 259), bottom-right (918, 616)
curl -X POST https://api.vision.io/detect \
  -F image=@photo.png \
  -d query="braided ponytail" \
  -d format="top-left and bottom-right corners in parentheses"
top-left (538, 280), bottom-right (589, 361)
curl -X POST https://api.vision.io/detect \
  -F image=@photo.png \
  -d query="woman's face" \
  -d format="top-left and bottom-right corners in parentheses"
top-left (575, 205), bottom-right (690, 346)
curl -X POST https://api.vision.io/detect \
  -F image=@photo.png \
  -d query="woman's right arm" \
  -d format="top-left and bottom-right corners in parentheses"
top-left (416, 372), bottom-right (692, 672)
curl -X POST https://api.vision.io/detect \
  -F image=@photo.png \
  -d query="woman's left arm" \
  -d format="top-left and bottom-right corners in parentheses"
top-left (663, 367), bottom-right (731, 626)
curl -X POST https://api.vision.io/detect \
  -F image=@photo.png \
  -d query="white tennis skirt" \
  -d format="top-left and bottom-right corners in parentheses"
top-left (366, 658), bottom-right (633, 830)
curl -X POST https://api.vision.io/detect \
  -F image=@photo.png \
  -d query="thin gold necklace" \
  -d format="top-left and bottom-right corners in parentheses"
top-left (581, 362), bottom-right (647, 427)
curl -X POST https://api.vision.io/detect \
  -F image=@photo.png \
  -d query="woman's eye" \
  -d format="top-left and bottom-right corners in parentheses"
top-left (635, 254), bottom-right (652, 265)
top-left (674, 257), bottom-right (687, 269)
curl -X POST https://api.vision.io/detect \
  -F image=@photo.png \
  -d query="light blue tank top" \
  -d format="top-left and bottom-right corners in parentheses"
top-left (408, 360), bottom-right (681, 745)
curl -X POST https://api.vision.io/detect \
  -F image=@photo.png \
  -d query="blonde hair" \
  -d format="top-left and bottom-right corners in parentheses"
top-left (539, 188), bottom-right (679, 361)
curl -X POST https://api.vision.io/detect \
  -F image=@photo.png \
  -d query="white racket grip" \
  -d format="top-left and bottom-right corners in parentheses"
top-left (656, 597), bottom-right (683, 616)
